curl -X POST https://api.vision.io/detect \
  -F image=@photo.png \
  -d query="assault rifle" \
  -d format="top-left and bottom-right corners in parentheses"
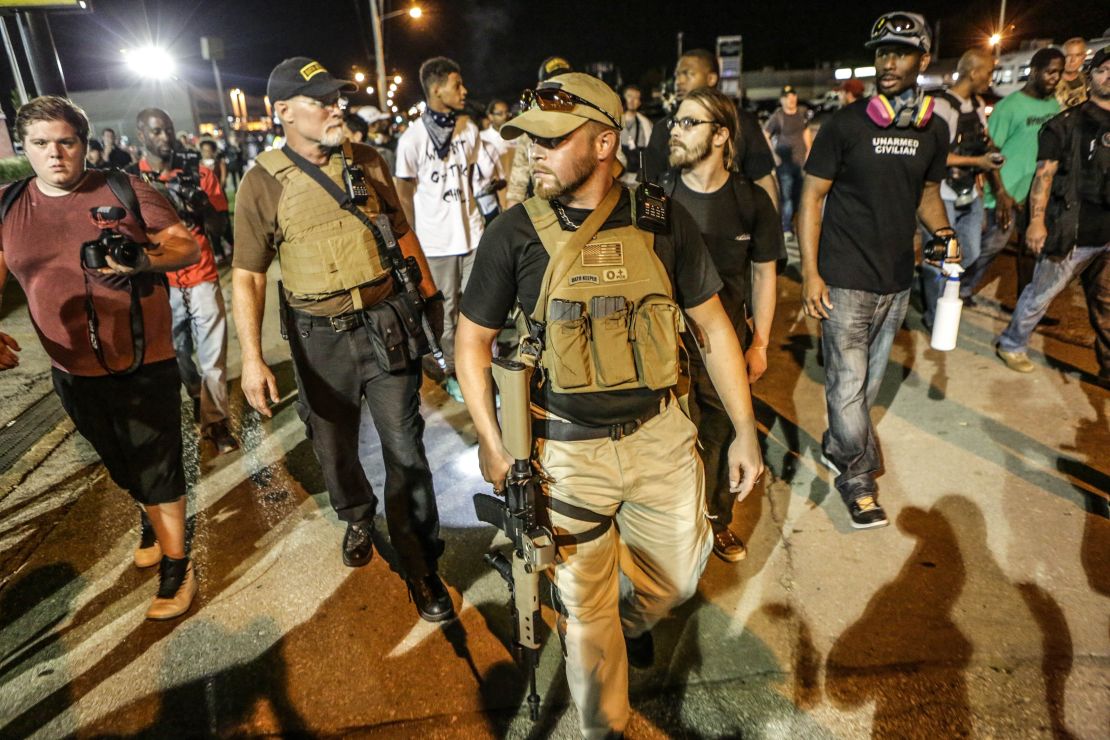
top-left (473, 358), bottom-right (555, 720)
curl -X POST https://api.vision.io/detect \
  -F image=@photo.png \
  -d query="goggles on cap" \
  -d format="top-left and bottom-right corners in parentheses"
top-left (520, 87), bottom-right (621, 130)
top-left (870, 13), bottom-right (928, 49)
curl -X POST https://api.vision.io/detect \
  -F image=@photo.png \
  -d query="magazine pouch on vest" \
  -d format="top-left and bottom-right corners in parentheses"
top-left (256, 147), bottom-right (389, 301)
top-left (521, 185), bottom-right (685, 395)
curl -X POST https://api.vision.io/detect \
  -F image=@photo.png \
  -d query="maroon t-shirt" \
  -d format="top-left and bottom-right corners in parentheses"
top-left (0, 171), bottom-right (181, 376)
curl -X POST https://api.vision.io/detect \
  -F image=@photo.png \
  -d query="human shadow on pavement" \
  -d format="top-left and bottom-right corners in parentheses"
top-left (826, 499), bottom-right (973, 738)
top-left (0, 563), bottom-right (79, 693)
top-left (1016, 582), bottom-right (1077, 740)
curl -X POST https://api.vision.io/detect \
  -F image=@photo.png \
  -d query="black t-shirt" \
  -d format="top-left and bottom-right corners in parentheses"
top-left (671, 173), bottom-right (784, 335)
top-left (460, 188), bottom-right (722, 426)
top-left (805, 98), bottom-right (949, 294)
top-left (1038, 103), bottom-right (1110, 247)
top-left (106, 147), bottom-right (132, 169)
top-left (644, 107), bottom-right (775, 185)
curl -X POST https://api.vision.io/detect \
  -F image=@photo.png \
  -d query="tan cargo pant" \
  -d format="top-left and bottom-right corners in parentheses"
top-left (535, 401), bottom-right (712, 738)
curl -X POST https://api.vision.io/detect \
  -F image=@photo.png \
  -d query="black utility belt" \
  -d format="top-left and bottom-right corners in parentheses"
top-left (532, 395), bottom-right (669, 442)
top-left (283, 289), bottom-right (431, 372)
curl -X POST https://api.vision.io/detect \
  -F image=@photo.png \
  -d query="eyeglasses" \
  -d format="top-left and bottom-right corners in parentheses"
top-left (870, 13), bottom-right (925, 43)
top-left (520, 87), bottom-right (622, 130)
top-left (667, 117), bottom-right (719, 131)
top-left (300, 94), bottom-right (348, 112)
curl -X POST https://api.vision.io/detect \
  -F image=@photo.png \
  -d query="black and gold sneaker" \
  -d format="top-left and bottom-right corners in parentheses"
top-left (847, 493), bottom-right (889, 529)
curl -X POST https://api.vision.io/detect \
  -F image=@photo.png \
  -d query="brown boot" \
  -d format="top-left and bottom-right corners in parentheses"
top-left (146, 557), bottom-right (197, 620)
top-left (134, 512), bottom-right (162, 568)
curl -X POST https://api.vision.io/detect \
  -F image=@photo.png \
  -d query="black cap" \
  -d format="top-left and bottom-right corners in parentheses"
top-left (781, 85), bottom-right (797, 96)
top-left (267, 57), bottom-right (357, 103)
top-left (537, 56), bottom-right (572, 83)
top-left (1091, 46), bottom-right (1110, 71)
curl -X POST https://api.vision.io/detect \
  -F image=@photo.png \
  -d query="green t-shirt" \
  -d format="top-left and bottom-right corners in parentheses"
top-left (984, 90), bottom-right (1060, 207)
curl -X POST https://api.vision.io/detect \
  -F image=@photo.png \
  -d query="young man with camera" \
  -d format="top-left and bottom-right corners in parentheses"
top-left (132, 108), bottom-right (238, 455)
top-left (233, 58), bottom-right (452, 622)
top-left (799, 13), bottom-right (957, 529)
top-left (0, 96), bottom-right (201, 619)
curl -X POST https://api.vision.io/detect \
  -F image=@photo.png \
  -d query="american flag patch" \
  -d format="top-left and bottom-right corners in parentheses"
top-left (581, 242), bottom-right (623, 267)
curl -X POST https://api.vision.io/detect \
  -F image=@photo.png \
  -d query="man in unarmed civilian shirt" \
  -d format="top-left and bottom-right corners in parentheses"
top-left (799, 12), bottom-right (957, 529)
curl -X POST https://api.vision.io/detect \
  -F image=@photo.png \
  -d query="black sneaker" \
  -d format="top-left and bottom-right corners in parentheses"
top-left (847, 493), bottom-right (889, 529)
top-left (342, 522), bottom-right (374, 567)
top-left (625, 631), bottom-right (654, 669)
top-left (407, 573), bottom-right (455, 622)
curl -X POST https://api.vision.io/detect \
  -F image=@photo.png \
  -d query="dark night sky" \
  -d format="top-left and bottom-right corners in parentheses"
top-left (34, 0), bottom-right (1110, 110)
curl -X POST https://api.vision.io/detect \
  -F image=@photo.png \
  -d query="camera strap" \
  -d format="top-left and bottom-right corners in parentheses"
top-left (82, 269), bottom-right (146, 375)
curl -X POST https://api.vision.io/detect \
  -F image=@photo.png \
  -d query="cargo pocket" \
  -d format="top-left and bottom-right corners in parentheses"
top-left (633, 294), bottom-right (683, 389)
top-left (365, 302), bottom-right (411, 372)
top-left (546, 317), bottom-right (592, 389)
top-left (590, 307), bottom-right (637, 387)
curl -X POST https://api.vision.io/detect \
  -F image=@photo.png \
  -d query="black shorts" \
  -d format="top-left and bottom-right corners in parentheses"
top-left (52, 359), bottom-right (186, 506)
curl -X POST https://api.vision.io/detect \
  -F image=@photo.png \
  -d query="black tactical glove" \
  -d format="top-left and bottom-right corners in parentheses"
top-left (424, 291), bottom-right (446, 343)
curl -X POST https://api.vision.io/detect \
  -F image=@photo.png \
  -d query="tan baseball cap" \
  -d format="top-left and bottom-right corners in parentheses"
top-left (502, 73), bottom-right (623, 141)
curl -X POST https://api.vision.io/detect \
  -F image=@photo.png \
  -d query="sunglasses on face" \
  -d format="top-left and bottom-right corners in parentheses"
top-left (300, 94), bottom-right (348, 112)
top-left (520, 87), bottom-right (621, 129)
top-left (531, 132), bottom-right (573, 150)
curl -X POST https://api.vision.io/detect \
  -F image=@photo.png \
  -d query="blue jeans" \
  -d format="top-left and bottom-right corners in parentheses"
top-left (998, 245), bottom-right (1110, 354)
top-left (170, 281), bottom-right (230, 429)
top-left (821, 287), bottom-right (910, 497)
top-left (921, 197), bottom-right (983, 323)
top-left (777, 162), bottom-right (803, 233)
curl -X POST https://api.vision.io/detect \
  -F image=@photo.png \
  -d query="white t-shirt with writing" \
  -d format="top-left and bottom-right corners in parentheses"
top-left (395, 117), bottom-right (486, 257)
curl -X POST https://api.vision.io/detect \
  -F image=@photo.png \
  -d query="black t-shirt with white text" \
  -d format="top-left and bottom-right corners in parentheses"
top-left (805, 98), bottom-right (949, 293)
top-left (460, 188), bottom-right (722, 426)
top-left (672, 173), bottom-right (784, 336)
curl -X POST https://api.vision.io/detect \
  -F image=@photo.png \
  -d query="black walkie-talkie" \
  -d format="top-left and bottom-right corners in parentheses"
top-left (632, 150), bottom-right (669, 233)
top-left (341, 147), bottom-right (370, 206)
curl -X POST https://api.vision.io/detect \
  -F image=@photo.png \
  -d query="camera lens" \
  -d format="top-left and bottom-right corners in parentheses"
top-left (112, 240), bottom-right (143, 269)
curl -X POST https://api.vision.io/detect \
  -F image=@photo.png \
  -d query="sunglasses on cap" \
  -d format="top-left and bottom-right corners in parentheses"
top-left (520, 87), bottom-right (621, 130)
top-left (870, 13), bottom-right (926, 44)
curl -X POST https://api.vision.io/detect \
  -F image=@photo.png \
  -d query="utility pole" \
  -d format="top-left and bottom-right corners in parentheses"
top-left (369, 0), bottom-right (387, 112)
top-left (997, 0), bottom-right (1007, 53)
top-left (201, 37), bottom-right (230, 132)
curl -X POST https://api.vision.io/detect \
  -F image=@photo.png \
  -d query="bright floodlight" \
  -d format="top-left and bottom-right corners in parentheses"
top-left (989, 33), bottom-right (1002, 46)
top-left (123, 46), bottom-right (176, 79)
top-left (409, 6), bottom-right (422, 18)
top-left (355, 72), bottom-right (366, 83)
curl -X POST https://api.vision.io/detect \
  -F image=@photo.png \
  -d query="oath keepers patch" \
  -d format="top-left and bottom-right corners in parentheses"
top-left (299, 61), bottom-right (327, 81)
top-left (568, 274), bottom-right (600, 285)
top-left (581, 241), bottom-right (623, 267)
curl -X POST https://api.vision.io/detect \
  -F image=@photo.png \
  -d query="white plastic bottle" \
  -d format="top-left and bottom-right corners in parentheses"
top-left (930, 263), bottom-right (964, 351)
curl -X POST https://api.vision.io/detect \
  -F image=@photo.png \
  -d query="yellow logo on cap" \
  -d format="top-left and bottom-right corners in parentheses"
top-left (299, 61), bottom-right (327, 81)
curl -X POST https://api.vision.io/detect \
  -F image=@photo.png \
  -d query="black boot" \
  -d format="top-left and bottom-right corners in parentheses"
top-left (342, 522), bottom-right (374, 567)
top-left (407, 573), bottom-right (455, 622)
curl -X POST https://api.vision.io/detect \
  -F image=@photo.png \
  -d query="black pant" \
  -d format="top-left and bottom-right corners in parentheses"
top-left (1081, 248), bottom-right (1110, 379)
top-left (286, 308), bottom-right (443, 578)
top-left (52, 359), bottom-right (186, 506)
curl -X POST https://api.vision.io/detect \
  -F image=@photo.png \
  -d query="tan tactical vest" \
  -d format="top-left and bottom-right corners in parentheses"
top-left (522, 185), bottom-right (685, 395)
top-left (256, 146), bottom-right (389, 302)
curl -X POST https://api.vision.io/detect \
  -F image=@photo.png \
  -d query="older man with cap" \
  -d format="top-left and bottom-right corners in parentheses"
top-left (456, 72), bottom-right (763, 737)
top-left (232, 57), bottom-right (453, 621)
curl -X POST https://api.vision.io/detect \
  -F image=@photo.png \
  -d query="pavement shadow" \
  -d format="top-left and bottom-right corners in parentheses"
top-left (0, 562), bottom-right (79, 696)
top-left (1016, 582), bottom-right (1077, 740)
top-left (825, 498), bottom-right (973, 737)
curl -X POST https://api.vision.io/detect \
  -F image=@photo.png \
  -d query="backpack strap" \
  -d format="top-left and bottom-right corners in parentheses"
top-left (0, 176), bottom-right (32, 225)
top-left (104, 170), bottom-right (147, 233)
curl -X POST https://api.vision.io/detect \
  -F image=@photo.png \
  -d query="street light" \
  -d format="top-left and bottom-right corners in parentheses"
top-left (369, 2), bottom-right (423, 111)
top-left (989, 33), bottom-right (1002, 47)
top-left (122, 46), bottom-right (176, 80)
top-left (393, 74), bottom-right (402, 84)
top-left (355, 71), bottom-right (366, 83)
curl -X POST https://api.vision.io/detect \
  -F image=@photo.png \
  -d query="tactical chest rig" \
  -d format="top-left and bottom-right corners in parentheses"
top-left (256, 143), bottom-right (389, 308)
top-left (519, 185), bottom-right (685, 395)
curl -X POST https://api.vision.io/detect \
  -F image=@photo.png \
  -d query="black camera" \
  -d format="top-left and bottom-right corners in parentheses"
top-left (81, 207), bottom-right (144, 269)
top-left (164, 149), bottom-right (210, 215)
top-left (923, 230), bottom-right (960, 263)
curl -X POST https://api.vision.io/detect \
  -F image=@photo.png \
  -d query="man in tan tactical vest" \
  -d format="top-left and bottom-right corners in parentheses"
top-left (232, 57), bottom-right (454, 622)
top-left (456, 72), bottom-right (765, 738)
